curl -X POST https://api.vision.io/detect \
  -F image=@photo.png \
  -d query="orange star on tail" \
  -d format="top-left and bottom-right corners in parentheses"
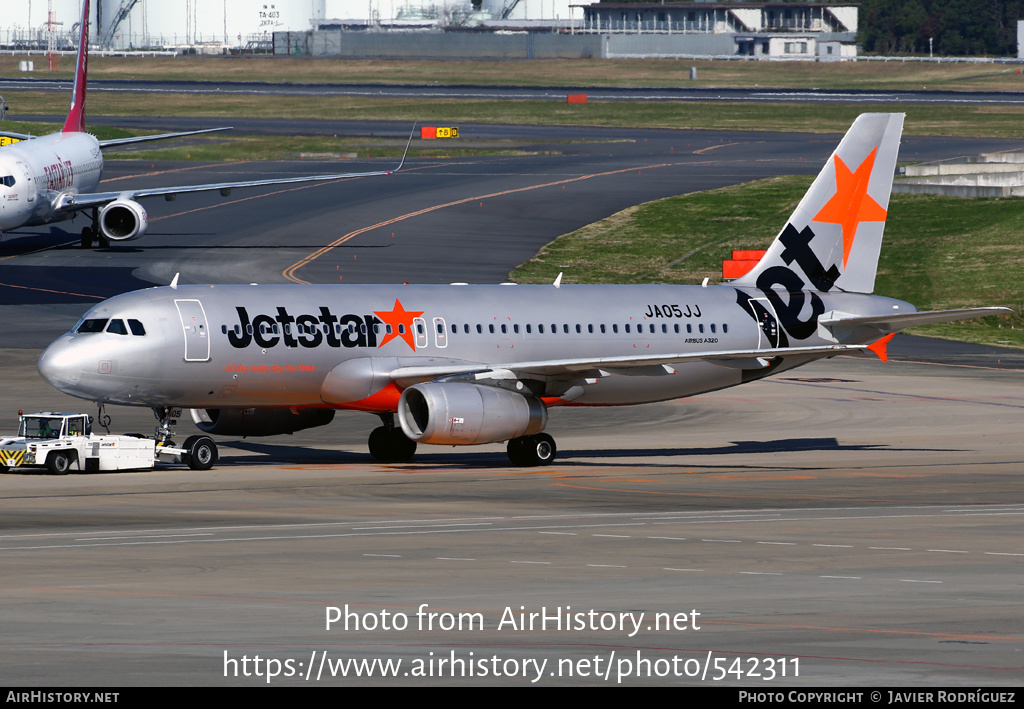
top-left (812, 147), bottom-right (888, 268)
top-left (374, 299), bottom-right (424, 351)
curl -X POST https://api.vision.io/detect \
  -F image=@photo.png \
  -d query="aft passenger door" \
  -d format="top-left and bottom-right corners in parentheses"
top-left (744, 297), bottom-right (782, 349)
top-left (175, 299), bottom-right (211, 362)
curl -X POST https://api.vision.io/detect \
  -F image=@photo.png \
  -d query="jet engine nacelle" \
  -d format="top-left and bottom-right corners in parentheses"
top-left (189, 407), bottom-right (335, 437)
top-left (397, 383), bottom-right (547, 445)
top-left (98, 199), bottom-right (148, 241)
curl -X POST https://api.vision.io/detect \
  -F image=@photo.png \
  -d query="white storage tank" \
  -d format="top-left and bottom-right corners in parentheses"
top-left (98, 0), bottom-right (324, 49)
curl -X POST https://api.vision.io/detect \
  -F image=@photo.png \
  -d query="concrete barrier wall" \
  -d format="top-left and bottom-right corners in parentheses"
top-left (905, 163), bottom-right (1024, 176)
top-left (900, 172), bottom-right (1024, 187)
top-left (892, 183), bottom-right (1024, 197)
top-left (978, 151), bottom-right (1024, 163)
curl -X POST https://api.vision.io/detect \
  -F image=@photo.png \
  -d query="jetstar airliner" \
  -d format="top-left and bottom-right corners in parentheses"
top-left (0, 0), bottom-right (404, 248)
top-left (37, 113), bottom-right (1010, 467)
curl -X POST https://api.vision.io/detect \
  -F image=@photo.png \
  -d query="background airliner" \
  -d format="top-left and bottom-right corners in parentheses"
top-left (0, 0), bottom-right (403, 248)
top-left (37, 112), bottom-right (1009, 467)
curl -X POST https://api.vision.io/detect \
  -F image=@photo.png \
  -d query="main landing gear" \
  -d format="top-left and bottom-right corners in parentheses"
top-left (507, 433), bottom-right (556, 467)
top-left (368, 413), bottom-right (417, 463)
top-left (80, 208), bottom-right (109, 248)
top-left (366, 414), bottom-right (557, 467)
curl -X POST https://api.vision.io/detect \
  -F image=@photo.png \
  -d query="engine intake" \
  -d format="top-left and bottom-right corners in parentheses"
top-left (189, 408), bottom-right (335, 437)
top-left (99, 199), bottom-right (148, 241)
top-left (397, 383), bottom-right (546, 445)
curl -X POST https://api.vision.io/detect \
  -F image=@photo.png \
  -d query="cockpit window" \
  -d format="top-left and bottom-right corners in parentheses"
top-left (106, 319), bottom-right (128, 335)
top-left (75, 318), bottom-right (108, 333)
top-left (128, 319), bottom-right (146, 336)
top-left (1, 176), bottom-right (15, 188)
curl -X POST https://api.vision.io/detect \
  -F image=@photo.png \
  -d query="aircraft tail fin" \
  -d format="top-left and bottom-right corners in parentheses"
top-left (61, 0), bottom-right (90, 134)
top-left (733, 113), bottom-right (904, 294)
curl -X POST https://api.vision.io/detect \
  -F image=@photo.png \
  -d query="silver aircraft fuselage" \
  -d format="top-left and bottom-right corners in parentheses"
top-left (38, 282), bottom-right (912, 412)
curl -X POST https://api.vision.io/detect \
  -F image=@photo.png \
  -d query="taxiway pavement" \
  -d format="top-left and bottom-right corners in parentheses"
top-left (0, 348), bottom-right (1020, 686)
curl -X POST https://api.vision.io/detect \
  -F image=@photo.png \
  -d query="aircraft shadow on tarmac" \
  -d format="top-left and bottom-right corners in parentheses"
top-left (220, 437), bottom-right (960, 470)
top-left (0, 229), bottom-right (82, 254)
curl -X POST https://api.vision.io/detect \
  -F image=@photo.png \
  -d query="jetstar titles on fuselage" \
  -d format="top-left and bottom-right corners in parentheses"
top-left (227, 298), bottom-right (424, 352)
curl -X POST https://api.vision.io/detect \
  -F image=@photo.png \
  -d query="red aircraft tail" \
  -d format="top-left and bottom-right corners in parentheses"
top-left (61, 0), bottom-right (90, 133)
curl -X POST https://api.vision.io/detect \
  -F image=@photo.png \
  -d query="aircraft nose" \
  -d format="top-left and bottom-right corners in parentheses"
top-left (38, 337), bottom-right (83, 394)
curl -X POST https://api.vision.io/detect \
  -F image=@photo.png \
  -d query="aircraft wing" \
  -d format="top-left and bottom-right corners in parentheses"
top-left (0, 130), bottom-right (35, 142)
top-left (56, 125), bottom-right (414, 214)
top-left (56, 165), bottom-right (403, 211)
top-left (4, 128), bottom-right (230, 148)
top-left (97, 127), bottom-right (232, 149)
top-left (388, 344), bottom-right (866, 387)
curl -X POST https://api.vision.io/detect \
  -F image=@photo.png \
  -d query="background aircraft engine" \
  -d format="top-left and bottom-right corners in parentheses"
top-left (189, 408), bottom-right (335, 437)
top-left (98, 199), bottom-right (148, 241)
top-left (397, 383), bottom-right (547, 445)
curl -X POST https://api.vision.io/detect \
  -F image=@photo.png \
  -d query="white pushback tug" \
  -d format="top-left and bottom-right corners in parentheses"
top-left (0, 410), bottom-right (216, 474)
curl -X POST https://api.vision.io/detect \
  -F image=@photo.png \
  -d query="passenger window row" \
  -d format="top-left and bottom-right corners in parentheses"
top-left (446, 322), bottom-right (728, 335)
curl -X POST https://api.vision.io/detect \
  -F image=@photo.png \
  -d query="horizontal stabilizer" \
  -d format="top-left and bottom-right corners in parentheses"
top-left (820, 307), bottom-right (1012, 335)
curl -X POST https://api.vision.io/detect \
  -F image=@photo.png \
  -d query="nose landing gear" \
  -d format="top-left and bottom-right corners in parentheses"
top-left (152, 406), bottom-right (219, 471)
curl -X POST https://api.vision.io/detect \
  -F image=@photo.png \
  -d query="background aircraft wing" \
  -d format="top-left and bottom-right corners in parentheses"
top-left (3, 128), bottom-right (230, 148)
top-left (97, 127), bottom-right (232, 149)
top-left (57, 124), bottom-right (414, 215)
top-left (0, 130), bottom-right (35, 142)
top-left (388, 344), bottom-right (866, 387)
top-left (58, 165), bottom-right (403, 212)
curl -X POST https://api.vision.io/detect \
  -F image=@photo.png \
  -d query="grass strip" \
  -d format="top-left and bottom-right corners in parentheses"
top-left (7, 91), bottom-right (1024, 139)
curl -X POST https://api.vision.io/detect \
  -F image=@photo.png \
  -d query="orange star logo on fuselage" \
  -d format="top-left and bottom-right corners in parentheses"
top-left (373, 299), bottom-right (425, 350)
